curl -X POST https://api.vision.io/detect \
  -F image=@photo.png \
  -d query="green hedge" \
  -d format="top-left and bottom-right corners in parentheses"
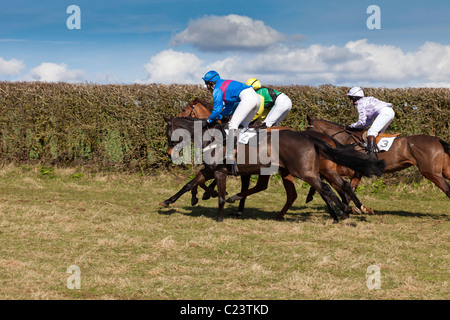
top-left (0, 82), bottom-right (448, 172)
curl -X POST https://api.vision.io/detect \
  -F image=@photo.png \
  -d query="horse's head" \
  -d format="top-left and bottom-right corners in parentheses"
top-left (164, 115), bottom-right (204, 158)
top-left (306, 115), bottom-right (315, 131)
top-left (178, 98), bottom-right (213, 119)
top-left (164, 114), bottom-right (177, 157)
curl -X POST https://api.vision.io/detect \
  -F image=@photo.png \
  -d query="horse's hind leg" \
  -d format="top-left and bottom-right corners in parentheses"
top-left (275, 172), bottom-right (297, 220)
top-left (305, 187), bottom-right (316, 203)
top-left (417, 152), bottom-right (450, 198)
top-left (302, 176), bottom-right (342, 223)
top-left (420, 171), bottom-right (450, 199)
top-left (324, 172), bottom-right (368, 216)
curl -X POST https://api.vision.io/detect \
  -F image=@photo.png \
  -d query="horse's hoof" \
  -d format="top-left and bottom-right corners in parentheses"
top-left (226, 195), bottom-right (242, 203)
top-left (216, 217), bottom-right (223, 222)
top-left (191, 198), bottom-right (199, 206)
top-left (333, 219), bottom-right (339, 224)
top-left (274, 215), bottom-right (285, 221)
top-left (337, 209), bottom-right (349, 219)
top-left (210, 192), bottom-right (219, 198)
top-left (202, 194), bottom-right (211, 201)
top-left (234, 211), bottom-right (243, 217)
top-left (305, 195), bottom-right (313, 203)
top-left (159, 201), bottom-right (169, 208)
top-left (361, 205), bottom-right (375, 215)
top-left (352, 207), bottom-right (362, 215)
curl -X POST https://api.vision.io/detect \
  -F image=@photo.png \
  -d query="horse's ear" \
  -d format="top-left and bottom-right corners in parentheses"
top-left (306, 115), bottom-right (312, 124)
top-left (170, 114), bottom-right (174, 120)
top-left (163, 115), bottom-right (169, 123)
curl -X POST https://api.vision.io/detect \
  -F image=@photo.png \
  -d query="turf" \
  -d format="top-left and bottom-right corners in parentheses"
top-left (0, 164), bottom-right (448, 299)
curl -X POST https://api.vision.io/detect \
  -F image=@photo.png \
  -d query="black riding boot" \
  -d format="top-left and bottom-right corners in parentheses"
top-left (226, 129), bottom-right (238, 176)
top-left (367, 135), bottom-right (376, 155)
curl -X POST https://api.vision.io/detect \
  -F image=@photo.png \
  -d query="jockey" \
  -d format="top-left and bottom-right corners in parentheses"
top-left (245, 78), bottom-right (292, 128)
top-left (346, 86), bottom-right (395, 155)
top-left (202, 70), bottom-right (260, 175)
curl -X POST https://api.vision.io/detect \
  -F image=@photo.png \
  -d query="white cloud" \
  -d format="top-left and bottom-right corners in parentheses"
top-left (0, 57), bottom-right (25, 76)
top-left (25, 62), bottom-right (85, 83)
top-left (137, 49), bottom-right (204, 84)
top-left (152, 40), bottom-right (450, 88)
top-left (170, 14), bottom-right (288, 52)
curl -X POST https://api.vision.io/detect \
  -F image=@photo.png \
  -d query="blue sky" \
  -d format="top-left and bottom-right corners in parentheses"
top-left (1, 0), bottom-right (450, 87)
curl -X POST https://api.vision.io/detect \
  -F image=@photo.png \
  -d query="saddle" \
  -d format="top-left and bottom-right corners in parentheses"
top-left (362, 131), bottom-right (401, 144)
top-left (361, 131), bottom-right (401, 152)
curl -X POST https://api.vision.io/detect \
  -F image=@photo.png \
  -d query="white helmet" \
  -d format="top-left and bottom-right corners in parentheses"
top-left (347, 86), bottom-right (364, 98)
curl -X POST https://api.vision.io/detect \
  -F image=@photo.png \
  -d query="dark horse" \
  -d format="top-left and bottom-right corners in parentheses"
top-left (307, 116), bottom-right (450, 199)
top-left (175, 99), bottom-right (373, 215)
top-left (161, 115), bottom-right (385, 223)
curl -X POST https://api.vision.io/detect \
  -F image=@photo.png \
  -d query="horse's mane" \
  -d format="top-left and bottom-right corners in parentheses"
top-left (192, 98), bottom-right (214, 111)
top-left (316, 118), bottom-right (345, 127)
top-left (315, 118), bottom-right (365, 133)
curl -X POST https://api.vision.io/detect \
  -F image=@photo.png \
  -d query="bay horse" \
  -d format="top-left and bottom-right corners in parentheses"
top-left (177, 99), bottom-right (373, 215)
top-left (307, 116), bottom-right (450, 199)
top-left (162, 115), bottom-right (385, 223)
top-left (163, 99), bottom-right (373, 216)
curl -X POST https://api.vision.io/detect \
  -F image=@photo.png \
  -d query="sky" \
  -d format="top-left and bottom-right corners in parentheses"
top-left (1, 0), bottom-right (450, 88)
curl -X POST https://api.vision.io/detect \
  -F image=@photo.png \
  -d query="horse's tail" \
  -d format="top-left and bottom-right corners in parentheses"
top-left (439, 139), bottom-right (450, 156)
top-left (306, 133), bottom-right (386, 177)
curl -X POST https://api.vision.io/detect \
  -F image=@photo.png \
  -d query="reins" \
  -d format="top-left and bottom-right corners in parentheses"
top-left (309, 118), bottom-right (366, 148)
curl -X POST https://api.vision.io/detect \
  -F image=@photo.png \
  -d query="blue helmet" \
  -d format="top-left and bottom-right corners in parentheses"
top-left (202, 70), bottom-right (220, 83)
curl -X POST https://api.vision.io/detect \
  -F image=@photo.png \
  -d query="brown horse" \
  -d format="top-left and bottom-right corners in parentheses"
top-left (161, 114), bottom-right (385, 222)
top-left (307, 116), bottom-right (450, 199)
top-left (177, 99), bottom-right (372, 215)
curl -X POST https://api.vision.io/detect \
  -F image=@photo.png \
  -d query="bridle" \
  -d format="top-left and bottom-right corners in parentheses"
top-left (184, 101), bottom-right (198, 118)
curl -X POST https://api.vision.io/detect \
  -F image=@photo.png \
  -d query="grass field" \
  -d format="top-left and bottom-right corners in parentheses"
top-left (0, 164), bottom-right (448, 300)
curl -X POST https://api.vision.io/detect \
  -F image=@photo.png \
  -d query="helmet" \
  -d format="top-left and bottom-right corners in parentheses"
top-left (202, 70), bottom-right (220, 83)
top-left (347, 86), bottom-right (364, 98)
top-left (246, 78), bottom-right (261, 90)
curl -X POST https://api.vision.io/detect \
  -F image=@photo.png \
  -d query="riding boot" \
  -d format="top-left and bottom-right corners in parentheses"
top-left (226, 129), bottom-right (238, 176)
top-left (367, 135), bottom-right (376, 155)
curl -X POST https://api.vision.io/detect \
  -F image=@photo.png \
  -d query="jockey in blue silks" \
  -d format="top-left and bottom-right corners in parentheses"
top-left (202, 70), bottom-right (260, 175)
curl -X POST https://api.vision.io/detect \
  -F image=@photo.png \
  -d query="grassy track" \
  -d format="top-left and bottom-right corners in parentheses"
top-left (0, 164), bottom-right (448, 300)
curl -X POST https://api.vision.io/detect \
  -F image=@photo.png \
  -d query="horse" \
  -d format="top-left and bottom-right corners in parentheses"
top-left (161, 115), bottom-right (385, 223)
top-left (174, 99), bottom-right (373, 215)
top-left (307, 116), bottom-right (450, 199)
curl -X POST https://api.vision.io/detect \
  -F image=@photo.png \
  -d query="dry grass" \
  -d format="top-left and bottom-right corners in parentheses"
top-left (0, 164), bottom-right (448, 300)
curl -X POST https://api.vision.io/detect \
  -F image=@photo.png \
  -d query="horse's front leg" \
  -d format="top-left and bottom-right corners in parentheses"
top-left (227, 175), bottom-right (270, 204)
top-left (349, 174), bottom-right (373, 214)
top-left (214, 168), bottom-right (228, 222)
top-left (159, 169), bottom-right (213, 207)
top-left (201, 180), bottom-right (217, 200)
top-left (235, 175), bottom-right (251, 216)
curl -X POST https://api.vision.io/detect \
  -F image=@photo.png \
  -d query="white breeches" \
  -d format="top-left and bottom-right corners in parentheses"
top-left (228, 88), bottom-right (261, 131)
top-left (263, 93), bottom-right (292, 127)
top-left (367, 107), bottom-right (395, 136)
